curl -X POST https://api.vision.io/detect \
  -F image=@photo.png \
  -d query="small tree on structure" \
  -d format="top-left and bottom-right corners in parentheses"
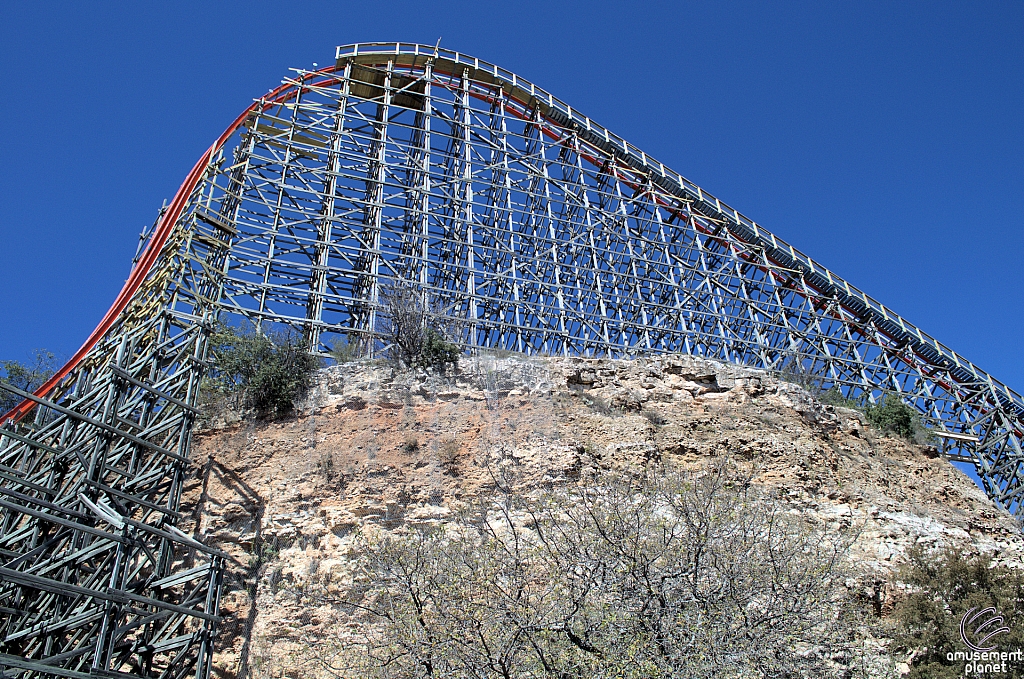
top-left (204, 322), bottom-right (320, 417)
top-left (0, 350), bottom-right (57, 414)
top-left (378, 281), bottom-right (460, 374)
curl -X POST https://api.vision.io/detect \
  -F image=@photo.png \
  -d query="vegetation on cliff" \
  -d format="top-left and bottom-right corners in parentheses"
top-left (288, 462), bottom-right (856, 678)
top-left (378, 282), bottom-right (461, 375)
top-left (203, 322), bottom-right (320, 417)
top-left (895, 548), bottom-right (1024, 678)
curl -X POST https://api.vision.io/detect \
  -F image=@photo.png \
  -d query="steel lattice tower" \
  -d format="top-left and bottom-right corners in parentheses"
top-left (2, 42), bottom-right (1023, 678)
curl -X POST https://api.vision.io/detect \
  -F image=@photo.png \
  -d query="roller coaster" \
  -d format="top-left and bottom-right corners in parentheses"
top-left (2, 42), bottom-right (1022, 679)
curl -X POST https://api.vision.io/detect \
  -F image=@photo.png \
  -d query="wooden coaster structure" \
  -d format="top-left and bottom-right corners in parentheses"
top-left (2, 42), bottom-right (1022, 678)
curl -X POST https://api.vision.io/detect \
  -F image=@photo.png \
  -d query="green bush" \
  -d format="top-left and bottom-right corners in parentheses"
top-left (206, 322), bottom-right (320, 417)
top-left (414, 328), bottom-right (459, 374)
top-left (896, 546), bottom-right (1024, 678)
top-left (0, 350), bottom-right (57, 414)
top-left (865, 394), bottom-right (918, 439)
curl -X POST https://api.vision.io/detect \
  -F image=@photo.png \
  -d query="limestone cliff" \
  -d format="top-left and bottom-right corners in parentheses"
top-left (179, 354), bottom-right (1024, 678)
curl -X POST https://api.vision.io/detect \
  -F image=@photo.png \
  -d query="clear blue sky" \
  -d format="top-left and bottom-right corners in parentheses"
top-left (1, 1), bottom-right (1021, 399)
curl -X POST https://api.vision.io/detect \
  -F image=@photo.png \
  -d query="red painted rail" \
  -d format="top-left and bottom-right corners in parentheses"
top-left (2, 66), bottom-right (342, 423)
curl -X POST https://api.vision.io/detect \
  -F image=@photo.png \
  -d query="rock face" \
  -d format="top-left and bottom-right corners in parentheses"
top-left (179, 354), bottom-right (1024, 678)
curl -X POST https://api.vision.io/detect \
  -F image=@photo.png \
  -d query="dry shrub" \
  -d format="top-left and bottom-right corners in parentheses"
top-left (437, 436), bottom-right (461, 473)
top-left (292, 460), bottom-right (858, 678)
top-left (317, 451), bottom-right (336, 480)
top-left (402, 434), bottom-right (420, 454)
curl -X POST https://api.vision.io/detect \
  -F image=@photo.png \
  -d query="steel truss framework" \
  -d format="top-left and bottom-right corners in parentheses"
top-left (2, 41), bottom-right (1023, 678)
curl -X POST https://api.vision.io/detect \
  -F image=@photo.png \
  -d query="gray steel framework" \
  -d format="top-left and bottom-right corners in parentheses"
top-left (2, 41), bottom-right (1023, 678)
